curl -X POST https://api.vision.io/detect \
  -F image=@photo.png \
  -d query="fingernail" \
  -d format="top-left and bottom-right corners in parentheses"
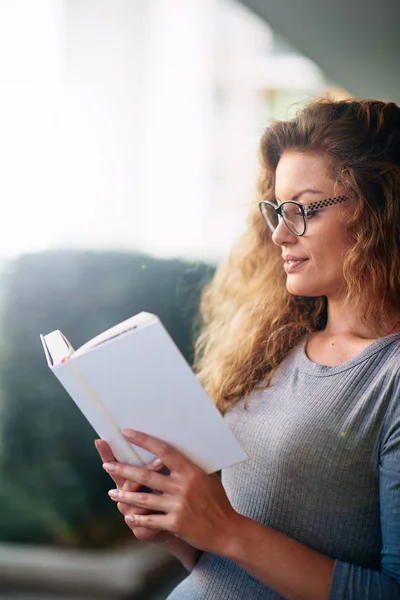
top-left (153, 458), bottom-right (162, 468)
top-left (108, 489), bottom-right (119, 499)
top-left (103, 462), bottom-right (115, 472)
top-left (126, 515), bottom-right (135, 524)
top-left (121, 429), bottom-right (136, 439)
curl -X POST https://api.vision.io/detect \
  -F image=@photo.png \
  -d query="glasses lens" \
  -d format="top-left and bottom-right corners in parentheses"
top-left (261, 203), bottom-right (279, 232)
top-left (281, 202), bottom-right (305, 235)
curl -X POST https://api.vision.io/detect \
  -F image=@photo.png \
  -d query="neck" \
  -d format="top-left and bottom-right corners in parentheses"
top-left (324, 298), bottom-right (400, 340)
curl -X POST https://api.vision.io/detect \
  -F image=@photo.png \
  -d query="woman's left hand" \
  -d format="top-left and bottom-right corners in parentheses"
top-left (103, 429), bottom-right (240, 555)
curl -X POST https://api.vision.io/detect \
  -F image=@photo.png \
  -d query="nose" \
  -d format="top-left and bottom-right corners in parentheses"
top-left (271, 216), bottom-right (297, 247)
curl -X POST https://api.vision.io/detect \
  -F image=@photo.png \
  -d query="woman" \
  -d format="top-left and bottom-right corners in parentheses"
top-left (96, 98), bottom-right (400, 599)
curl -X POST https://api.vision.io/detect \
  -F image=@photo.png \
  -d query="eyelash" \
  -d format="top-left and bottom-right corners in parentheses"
top-left (293, 208), bottom-right (317, 218)
top-left (306, 210), bottom-right (317, 218)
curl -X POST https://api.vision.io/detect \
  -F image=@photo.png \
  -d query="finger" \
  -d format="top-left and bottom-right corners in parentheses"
top-left (103, 461), bottom-right (172, 493)
top-left (95, 439), bottom-right (166, 476)
top-left (121, 480), bottom-right (144, 494)
top-left (131, 527), bottom-right (162, 540)
top-left (109, 489), bottom-right (173, 513)
top-left (94, 440), bottom-right (125, 488)
top-left (116, 501), bottom-right (151, 517)
top-left (121, 430), bottom-right (193, 473)
top-left (96, 439), bottom-right (166, 491)
top-left (123, 516), bottom-right (162, 539)
top-left (94, 439), bottom-right (115, 463)
top-left (125, 513), bottom-right (172, 532)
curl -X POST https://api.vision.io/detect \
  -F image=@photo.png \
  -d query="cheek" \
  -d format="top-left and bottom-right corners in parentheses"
top-left (286, 218), bottom-right (353, 296)
top-left (309, 231), bottom-right (351, 277)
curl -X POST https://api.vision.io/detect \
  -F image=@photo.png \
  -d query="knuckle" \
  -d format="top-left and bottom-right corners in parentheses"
top-left (181, 470), bottom-right (200, 496)
top-left (141, 514), bottom-right (154, 527)
top-left (140, 470), bottom-right (152, 487)
top-left (137, 493), bottom-right (149, 506)
top-left (170, 513), bottom-right (182, 533)
top-left (188, 469), bottom-right (201, 486)
top-left (125, 481), bottom-right (141, 493)
top-left (157, 441), bottom-right (169, 455)
top-left (181, 480), bottom-right (193, 499)
top-left (133, 507), bottom-right (148, 515)
top-left (180, 484), bottom-right (190, 500)
top-left (175, 499), bottom-right (186, 514)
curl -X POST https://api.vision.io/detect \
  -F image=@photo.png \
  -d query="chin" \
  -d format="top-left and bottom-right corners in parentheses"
top-left (285, 277), bottom-right (322, 297)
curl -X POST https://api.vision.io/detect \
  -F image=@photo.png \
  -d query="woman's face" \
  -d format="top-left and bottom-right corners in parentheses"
top-left (272, 151), bottom-right (354, 299)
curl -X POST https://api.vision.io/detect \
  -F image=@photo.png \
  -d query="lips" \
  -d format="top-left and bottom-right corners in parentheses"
top-left (283, 256), bottom-right (309, 274)
top-left (283, 255), bottom-right (308, 262)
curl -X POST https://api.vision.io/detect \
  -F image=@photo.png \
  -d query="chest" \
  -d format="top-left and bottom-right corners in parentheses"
top-left (306, 334), bottom-right (377, 366)
top-left (223, 365), bottom-right (391, 512)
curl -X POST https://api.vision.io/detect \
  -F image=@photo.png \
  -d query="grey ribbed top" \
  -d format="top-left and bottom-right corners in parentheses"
top-left (166, 334), bottom-right (400, 599)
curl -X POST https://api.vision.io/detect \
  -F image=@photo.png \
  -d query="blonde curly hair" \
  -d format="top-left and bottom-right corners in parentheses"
top-left (194, 98), bottom-right (400, 413)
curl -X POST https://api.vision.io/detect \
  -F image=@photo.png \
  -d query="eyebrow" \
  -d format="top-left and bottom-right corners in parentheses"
top-left (275, 189), bottom-right (324, 204)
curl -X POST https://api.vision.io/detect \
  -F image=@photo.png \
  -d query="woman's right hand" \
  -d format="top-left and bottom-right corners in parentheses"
top-left (94, 439), bottom-right (173, 545)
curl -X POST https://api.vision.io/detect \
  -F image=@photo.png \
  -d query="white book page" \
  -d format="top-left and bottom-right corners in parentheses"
top-left (40, 331), bottom-right (74, 366)
top-left (74, 312), bottom-right (157, 356)
top-left (41, 312), bottom-right (157, 366)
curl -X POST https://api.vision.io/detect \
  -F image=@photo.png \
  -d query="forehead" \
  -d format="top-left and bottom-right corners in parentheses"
top-left (275, 151), bottom-right (334, 195)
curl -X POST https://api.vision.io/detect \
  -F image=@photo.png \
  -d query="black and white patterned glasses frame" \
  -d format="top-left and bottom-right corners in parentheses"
top-left (258, 195), bottom-right (349, 237)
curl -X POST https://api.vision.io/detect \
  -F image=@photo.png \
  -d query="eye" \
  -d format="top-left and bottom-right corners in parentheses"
top-left (306, 209), bottom-right (317, 219)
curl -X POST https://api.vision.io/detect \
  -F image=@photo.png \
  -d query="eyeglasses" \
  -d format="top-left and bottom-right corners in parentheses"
top-left (258, 195), bottom-right (349, 237)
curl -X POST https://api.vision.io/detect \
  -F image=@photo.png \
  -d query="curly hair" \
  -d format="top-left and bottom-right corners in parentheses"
top-left (194, 97), bottom-right (400, 413)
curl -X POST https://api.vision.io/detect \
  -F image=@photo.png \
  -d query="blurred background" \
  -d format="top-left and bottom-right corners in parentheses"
top-left (0, 0), bottom-right (398, 598)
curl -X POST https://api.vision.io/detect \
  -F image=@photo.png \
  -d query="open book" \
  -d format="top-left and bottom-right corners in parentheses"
top-left (40, 312), bottom-right (247, 474)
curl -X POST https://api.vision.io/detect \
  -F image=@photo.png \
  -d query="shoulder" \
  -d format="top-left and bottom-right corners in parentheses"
top-left (376, 334), bottom-right (400, 383)
top-left (380, 346), bottom-right (400, 448)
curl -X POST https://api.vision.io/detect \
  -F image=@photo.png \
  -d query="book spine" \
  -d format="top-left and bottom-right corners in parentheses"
top-left (54, 358), bottom-right (144, 466)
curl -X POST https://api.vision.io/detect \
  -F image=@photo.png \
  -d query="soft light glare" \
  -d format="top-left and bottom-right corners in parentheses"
top-left (0, 0), bottom-right (333, 263)
top-left (0, 0), bottom-right (66, 257)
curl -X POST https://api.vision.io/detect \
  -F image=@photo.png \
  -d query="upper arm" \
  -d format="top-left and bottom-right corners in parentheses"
top-left (379, 389), bottom-right (400, 582)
